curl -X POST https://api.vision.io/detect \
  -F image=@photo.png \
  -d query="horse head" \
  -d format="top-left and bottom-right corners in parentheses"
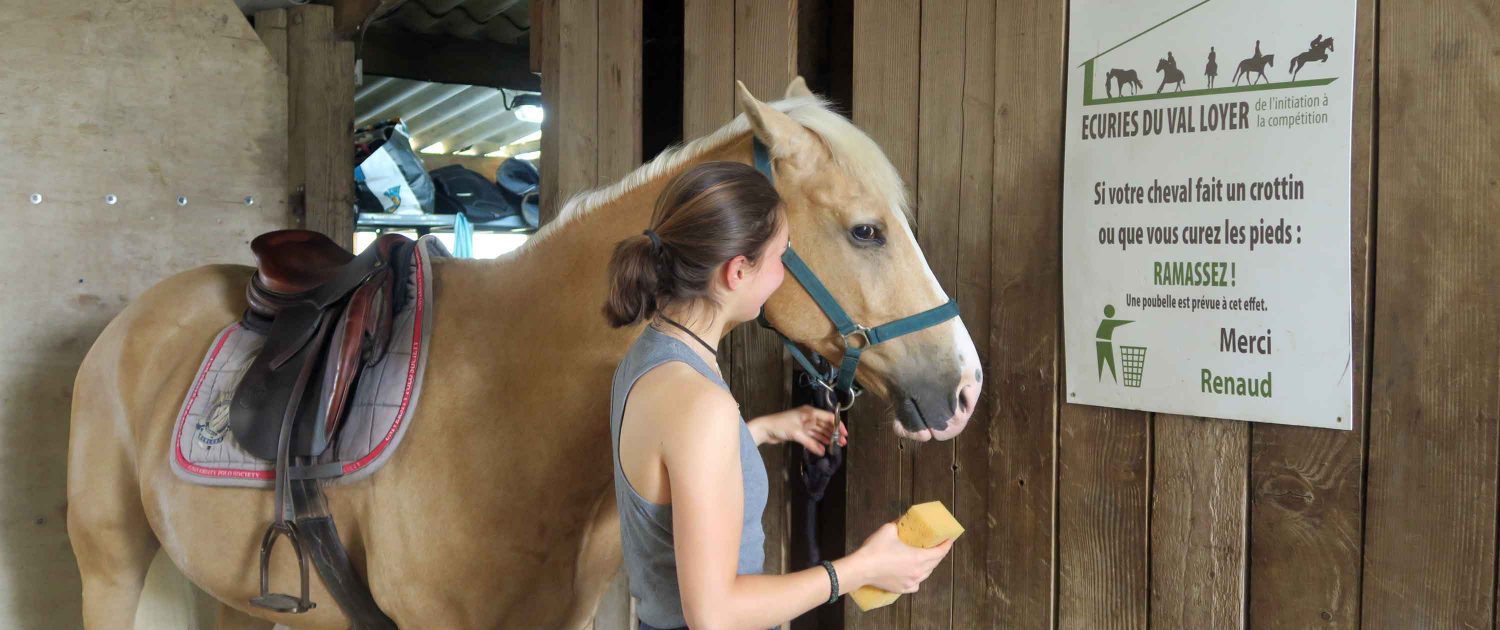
top-left (1266, 54), bottom-right (1275, 67)
top-left (734, 80), bottom-right (983, 442)
top-left (1157, 58), bottom-right (1169, 73)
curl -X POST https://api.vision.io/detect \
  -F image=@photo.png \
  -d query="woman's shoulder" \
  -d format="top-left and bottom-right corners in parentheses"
top-left (633, 363), bottom-right (741, 443)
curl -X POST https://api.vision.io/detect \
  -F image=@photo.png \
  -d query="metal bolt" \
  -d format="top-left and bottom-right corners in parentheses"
top-left (29, 193), bottom-right (41, 205)
top-left (243, 195), bottom-right (256, 206)
top-left (177, 196), bottom-right (188, 206)
top-left (104, 194), bottom-right (118, 205)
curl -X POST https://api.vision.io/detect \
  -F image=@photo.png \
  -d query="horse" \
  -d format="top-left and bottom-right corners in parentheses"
top-left (1155, 58), bottom-right (1185, 93)
top-left (1289, 37), bottom-right (1334, 80)
top-left (1106, 68), bottom-right (1143, 97)
top-left (1233, 53), bottom-right (1275, 85)
top-left (65, 76), bottom-right (985, 629)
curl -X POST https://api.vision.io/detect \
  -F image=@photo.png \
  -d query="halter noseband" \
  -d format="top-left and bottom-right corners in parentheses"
top-left (750, 137), bottom-right (960, 410)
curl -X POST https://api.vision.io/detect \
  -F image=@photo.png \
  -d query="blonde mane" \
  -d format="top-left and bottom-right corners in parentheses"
top-left (520, 95), bottom-right (910, 251)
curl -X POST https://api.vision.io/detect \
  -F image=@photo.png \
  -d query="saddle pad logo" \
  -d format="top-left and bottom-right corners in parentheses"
top-left (195, 390), bottom-right (234, 448)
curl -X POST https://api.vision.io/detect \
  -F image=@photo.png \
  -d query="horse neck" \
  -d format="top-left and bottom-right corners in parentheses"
top-left (443, 132), bottom-right (755, 386)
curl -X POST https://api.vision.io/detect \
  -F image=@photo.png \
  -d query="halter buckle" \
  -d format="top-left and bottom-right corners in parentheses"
top-left (842, 325), bottom-right (872, 351)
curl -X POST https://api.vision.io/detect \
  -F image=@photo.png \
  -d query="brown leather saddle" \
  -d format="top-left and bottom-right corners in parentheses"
top-left (231, 229), bottom-right (409, 628)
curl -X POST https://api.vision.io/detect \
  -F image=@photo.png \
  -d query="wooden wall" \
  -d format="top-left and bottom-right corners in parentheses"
top-left (0, 1), bottom-right (291, 627)
top-left (541, 0), bottom-right (1498, 628)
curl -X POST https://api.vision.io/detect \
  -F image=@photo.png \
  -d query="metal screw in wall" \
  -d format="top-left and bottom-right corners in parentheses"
top-left (29, 193), bottom-right (41, 205)
top-left (105, 194), bottom-right (118, 205)
top-left (244, 195), bottom-right (256, 206)
top-left (177, 196), bottom-right (189, 206)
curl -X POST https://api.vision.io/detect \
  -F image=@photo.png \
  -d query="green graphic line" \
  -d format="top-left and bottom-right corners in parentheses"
top-left (1077, 0), bottom-right (1215, 68)
top-left (1083, 67), bottom-right (1336, 105)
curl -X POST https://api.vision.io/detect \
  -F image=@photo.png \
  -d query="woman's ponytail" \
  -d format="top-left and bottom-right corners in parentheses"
top-left (603, 233), bottom-right (664, 327)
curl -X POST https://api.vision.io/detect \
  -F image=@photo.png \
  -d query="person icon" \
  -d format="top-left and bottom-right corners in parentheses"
top-left (1310, 33), bottom-right (1324, 50)
top-left (1166, 50), bottom-right (1178, 72)
top-left (1205, 47), bottom-right (1218, 88)
top-left (1254, 39), bottom-right (1262, 59)
top-left (1096, 305), bottom-right (1134, 383)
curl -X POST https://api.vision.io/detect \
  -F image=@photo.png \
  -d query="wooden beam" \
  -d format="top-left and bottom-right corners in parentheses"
top-left (288, 4), bottom-right (356, 248)
top-left (360, 27), bottom-right (541, 92)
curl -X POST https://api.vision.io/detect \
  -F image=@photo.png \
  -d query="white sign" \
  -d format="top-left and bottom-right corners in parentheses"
top-left (1063, 0), bottom-right (1356, 429)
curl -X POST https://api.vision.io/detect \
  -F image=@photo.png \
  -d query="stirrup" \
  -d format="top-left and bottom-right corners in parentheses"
top-left (249, 520), bottom-right (317, 614)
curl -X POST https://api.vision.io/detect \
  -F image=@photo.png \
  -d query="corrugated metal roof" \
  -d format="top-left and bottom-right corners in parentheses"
top-left (374, 0), bottom-right (530, 45)
top-left (356, 76), bottom-right (540, 157)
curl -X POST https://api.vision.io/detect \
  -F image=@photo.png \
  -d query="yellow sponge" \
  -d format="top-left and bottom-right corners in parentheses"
top-left (850, 501), bottom-right (964, 611)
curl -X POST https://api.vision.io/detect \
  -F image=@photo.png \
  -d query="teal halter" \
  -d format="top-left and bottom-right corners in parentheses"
top-left (751, 137), bottom-right (961, 410)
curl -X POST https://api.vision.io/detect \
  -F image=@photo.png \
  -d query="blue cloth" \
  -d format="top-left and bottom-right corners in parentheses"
top-left (452, 211), bottom-right (473, 258)
top-left (610, 326), bottom-right (768, 628)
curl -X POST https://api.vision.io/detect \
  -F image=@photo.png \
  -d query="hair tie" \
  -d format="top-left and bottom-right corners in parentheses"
top-left (642, 229), bottom-right (663, 252)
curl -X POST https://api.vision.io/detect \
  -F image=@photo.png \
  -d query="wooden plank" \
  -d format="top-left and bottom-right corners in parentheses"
top-left (911, 1), bottom-right (964, 628)
top-left (1150, 416), bottom-right (1247, 629)
top-left (989, 0), bottom-right (1065, 627)
top-left (1056, 405), bottom-right (1149, 630)
top-left (732, 0), bottom-right (798, 588)
top-left (550, 0), bottom-right (598, 222)
top-left (681, 0), bottom-right (736, 375)
top-left (358, 27), bottom-right (541, 92)
top-left (539, 0), bottom-right (559, 225)
top-left (288, 4), bottom-right (356, 247)
top-left (1244, 0), bottom-right (1375, 627)
top-left (950, 0), bottom-right (994, 628)
top-left (682, 0), bottom-right (734, 140)
top-left (254, 8), bottom-right (288, 72)
top-left (848, 2), bottom-right (919, 629)
top-left (597, 0), bottom-right (642, 183)
top-left (1362, 0), bottom-right (1500, 627)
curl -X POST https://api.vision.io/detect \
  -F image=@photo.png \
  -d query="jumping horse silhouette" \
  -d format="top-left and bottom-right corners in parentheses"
top-left (1290, 37), bottom-right (1335, 80)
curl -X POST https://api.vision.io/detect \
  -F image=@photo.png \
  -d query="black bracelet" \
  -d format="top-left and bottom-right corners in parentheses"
top-left (820, 560), bottom-right (839, 605)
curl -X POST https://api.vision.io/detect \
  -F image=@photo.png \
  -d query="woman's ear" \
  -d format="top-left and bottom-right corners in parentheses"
top-left (722, 255), bottom-right (750, 292)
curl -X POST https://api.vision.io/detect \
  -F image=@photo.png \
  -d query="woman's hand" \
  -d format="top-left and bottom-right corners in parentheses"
top-left (748, 405), bottom-right (847, 454)
top-left (845, 522), bottom-right (955, 594)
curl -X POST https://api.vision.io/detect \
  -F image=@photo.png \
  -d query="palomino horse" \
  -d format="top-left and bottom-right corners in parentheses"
top-left (66, 77), bottom-right (984, 628)
top-left (1289, 37), bottom-right (1334, 80)
top-left (1106, 68), bottom-right (1143, 98)
top-left (1233, 53), bottom-right (1275, 85)
top-left (1155, 58), bottom-right (1185, 93)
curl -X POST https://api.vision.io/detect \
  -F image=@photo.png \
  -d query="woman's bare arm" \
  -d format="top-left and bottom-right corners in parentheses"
top-left (664, 389), bottom-right (868, 629)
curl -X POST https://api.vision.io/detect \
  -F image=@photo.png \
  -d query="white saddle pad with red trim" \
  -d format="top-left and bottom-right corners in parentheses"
top-left (169, 235), bottom-right (446, 488)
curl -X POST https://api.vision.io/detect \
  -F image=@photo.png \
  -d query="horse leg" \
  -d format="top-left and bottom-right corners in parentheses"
top-left (67, 365), bottom-right (161, 629)
top-left (215, 603), bottom-right (275, 630)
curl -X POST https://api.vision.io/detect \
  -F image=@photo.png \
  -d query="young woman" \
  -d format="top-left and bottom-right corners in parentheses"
top-left (604, 161), bottom-right (955, 630)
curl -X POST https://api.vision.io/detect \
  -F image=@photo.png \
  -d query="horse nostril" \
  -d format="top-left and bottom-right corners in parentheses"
top-left (957, 387), bottom-right (972, 414)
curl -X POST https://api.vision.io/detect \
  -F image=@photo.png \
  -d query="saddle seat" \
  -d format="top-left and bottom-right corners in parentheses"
top-left (234, 229), bottom-right (414, 461)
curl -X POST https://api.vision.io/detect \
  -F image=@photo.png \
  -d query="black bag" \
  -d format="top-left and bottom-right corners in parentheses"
top-left (429, 165), bottom-right (525, 226)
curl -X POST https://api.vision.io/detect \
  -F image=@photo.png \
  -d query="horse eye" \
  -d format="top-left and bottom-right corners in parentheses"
top-left (850, 224), bottom-right (884, 244)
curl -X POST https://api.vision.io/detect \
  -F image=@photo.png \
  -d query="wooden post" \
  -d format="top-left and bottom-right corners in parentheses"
top-left (287, 4), bottom-right (356, 249)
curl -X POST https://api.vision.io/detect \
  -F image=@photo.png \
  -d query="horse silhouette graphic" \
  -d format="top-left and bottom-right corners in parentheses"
top-left (1156, 55), bottom-right (1185, 93)
top-left (1106, 68), bottom-right (1144, 97)
top-left (1233, 51), bottom-right (1275, 85)
top-left (1290, 35), bottom-right (1335, 80)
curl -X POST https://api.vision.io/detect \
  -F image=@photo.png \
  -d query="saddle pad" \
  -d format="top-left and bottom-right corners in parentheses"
top-left (170, 235), bottom-right (448, 488)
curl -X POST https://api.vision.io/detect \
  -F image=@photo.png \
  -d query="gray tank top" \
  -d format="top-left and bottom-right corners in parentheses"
top-left (610, 325), bottom-right (768, 628)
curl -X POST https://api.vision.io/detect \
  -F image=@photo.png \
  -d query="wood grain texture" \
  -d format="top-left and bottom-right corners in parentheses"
top-left (912, 2), bottom-right (964, 629)
top-left (556, 0), bottom-right (599, 208)
top-left (597, 0), bottom-right (643, 184)
top-left (1245, 4), bottom-right (1375, 627)
top-left (949, 1), bottom-right (996, 629)
top-left (1362, 0), bottom-right (1500, 627)
top-left (848, 1), bottom-right (919, 628)
top-left (989, 0), bottom-right (1066, 627)
top-left (731, 0), bottom-right (799, 586)
top-left (254, 8), bottom-right (288, 72)
top-left (1150, 416), bottom-right (1247, 630)
top-left (539, 0), bottom-right (560, 225)
top-left (1056, 404), bottom-right (1149, 630)
top-left (288, 4), bottom-right (356, 247)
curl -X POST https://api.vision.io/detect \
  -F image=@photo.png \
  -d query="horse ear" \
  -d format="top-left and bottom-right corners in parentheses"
top-left (784, 76), bottom-right (814, 99)
top-left (737, 81), bottom-right (818, 162)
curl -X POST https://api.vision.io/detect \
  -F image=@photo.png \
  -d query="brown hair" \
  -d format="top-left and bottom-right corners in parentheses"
top-left (603, 161), bottom-right (784, 328)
